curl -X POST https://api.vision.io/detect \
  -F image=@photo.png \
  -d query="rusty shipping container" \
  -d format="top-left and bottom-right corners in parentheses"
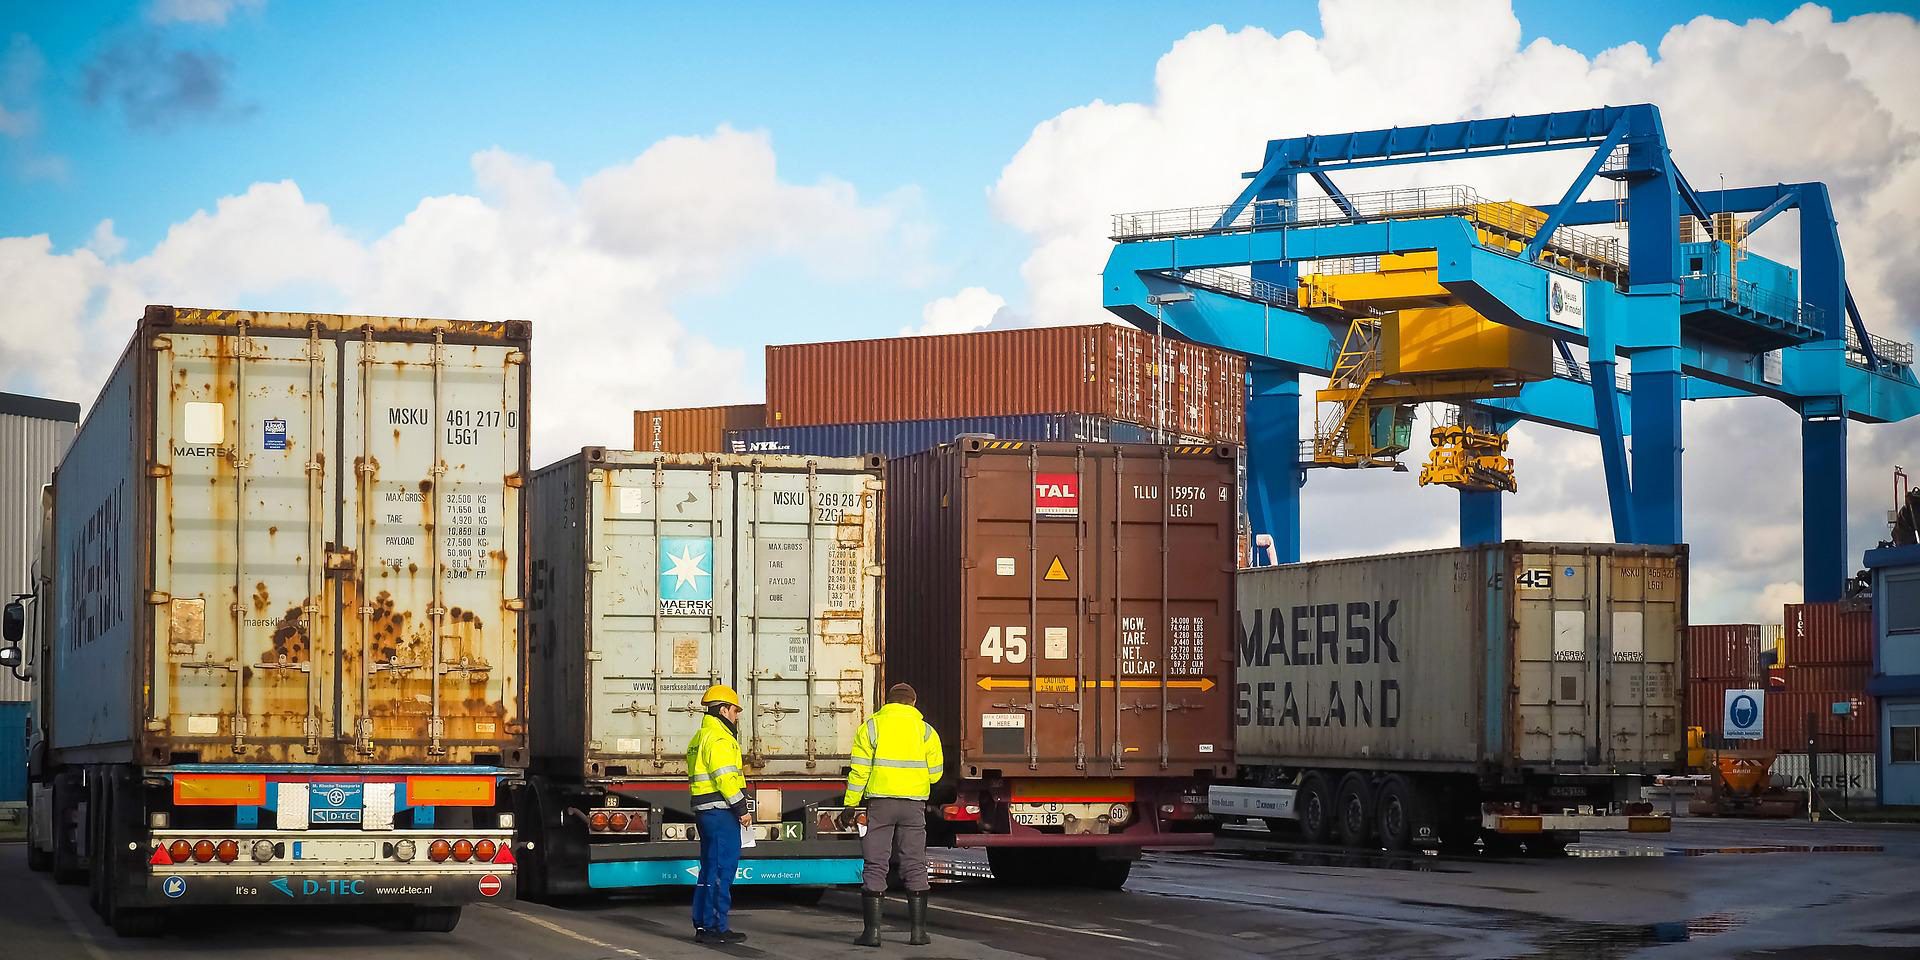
top-left (885, 439), bottom-right (1236, 882)
top-left (766, 324), bottom-right (1247, 444)
top-left (1784, 601), bottom-right (1872, 665)
top-left (1779, 665), bottom-right (1872, 694)
top-left (1685, 682), bottom-right (1874, 753)
top-left (632, 404), bottom-right (765, 453)
top-left (521, 449), bottom-right (882, 894)
top-left (1687, 624), bottom-right (1764, 683)
top-left (43, 306), bottom-right (530, 767)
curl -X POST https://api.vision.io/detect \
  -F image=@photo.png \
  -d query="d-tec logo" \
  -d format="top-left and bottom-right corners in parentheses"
top-left (1034, 474), bottom-right (1079, 519)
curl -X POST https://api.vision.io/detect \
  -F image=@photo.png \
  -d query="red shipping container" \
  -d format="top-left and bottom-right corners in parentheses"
top-left (1686, 624), bottom-right (1763, 682)
top-left (765, 324), bottom-right (1247, 444)
top-left (632, 404), bottom-right (765, 452)
top-left (1783, 602), bottom-right (1872, 666)
top-left (1684, 682), bottom-right (1875, 753)
top-left (1778, 664), bottom-right (1871, 694)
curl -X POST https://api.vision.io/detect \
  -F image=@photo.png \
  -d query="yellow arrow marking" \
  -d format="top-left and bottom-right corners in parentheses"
top-left (1044, 556), bottom-right (1069, 581)
top-left (975, 676), bottom-right (1215, 692)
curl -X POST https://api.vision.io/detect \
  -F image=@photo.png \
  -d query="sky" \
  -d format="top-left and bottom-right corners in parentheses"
top-left (2, 0), bottom-right (1918, 622)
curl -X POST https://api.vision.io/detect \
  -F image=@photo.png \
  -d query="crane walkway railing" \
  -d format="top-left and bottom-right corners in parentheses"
top-left (1679, 272), bottom-right (1822, 339)
top-left (1848, 326), bottom-right (1915, 368)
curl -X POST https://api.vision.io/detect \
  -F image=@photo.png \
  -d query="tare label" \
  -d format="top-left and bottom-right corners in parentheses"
top-left (1033, 474), bottom-right (1079, 519)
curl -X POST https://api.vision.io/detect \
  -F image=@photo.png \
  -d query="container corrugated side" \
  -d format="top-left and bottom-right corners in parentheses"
top-left (1687, 624), bottom-right (1763, 683)
top-left (1236, 542), bottom-right (1684, 775)
top-left (1685, 682), bottom-right (1873, 752)
top-left (527, 449), bottom-right (882, 780)
top-left (47, 305), bottom-right (530, 768)
top-left (885, 440), bottom-right (1238, 779)
top-left (632, 404), bottom-right (765, 453)
top-left (1784, 602), bottom-right (1872, 665)
top-left (726, 414), bottom-right (1169, 459)
top-left (0, 396), bottom-right (77, 704)
top-left (1779, 664), bottom-right (1871, 694)
top-left (766, 325), bottom-right (1246, 443)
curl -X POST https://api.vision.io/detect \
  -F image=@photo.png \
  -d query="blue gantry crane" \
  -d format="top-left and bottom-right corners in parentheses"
top-left (1102, 104), bottom-right (1920, 600)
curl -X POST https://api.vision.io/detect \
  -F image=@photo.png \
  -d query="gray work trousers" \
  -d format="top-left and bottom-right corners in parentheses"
top-left (861, 797), bottom-right (929, 893)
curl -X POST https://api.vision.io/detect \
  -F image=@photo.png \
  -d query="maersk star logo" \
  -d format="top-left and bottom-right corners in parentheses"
top-left (659, 537), bottom-right (715, 615)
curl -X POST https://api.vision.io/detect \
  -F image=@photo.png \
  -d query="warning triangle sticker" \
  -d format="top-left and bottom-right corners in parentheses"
top-left (1044, 556), bottom-right (1069, 582)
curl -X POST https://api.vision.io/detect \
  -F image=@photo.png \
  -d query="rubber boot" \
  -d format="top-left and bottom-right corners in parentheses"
top-left (908, 892), bottom-right (931, 946)
top-left (853, 892), bottom-right (883, 947)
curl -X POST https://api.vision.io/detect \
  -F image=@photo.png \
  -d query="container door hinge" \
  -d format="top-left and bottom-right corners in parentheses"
top-left (305, 715), bottom-right (321, 754)
top-left (358, 717), bottom-right (376, 755)
top-left (427, 717), bottom-right (446, 755)
top-left (232, 716), bottom-right (249, 750)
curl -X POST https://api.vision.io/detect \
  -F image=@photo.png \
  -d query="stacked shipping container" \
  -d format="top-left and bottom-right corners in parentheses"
top-left (1687, 603), bottom-right (1876, 755)
top-left (631, 404), bottom-right (766, 453)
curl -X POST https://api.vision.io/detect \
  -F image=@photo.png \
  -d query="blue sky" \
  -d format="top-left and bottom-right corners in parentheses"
top-left (3, 0), bottom-right (1910, 360)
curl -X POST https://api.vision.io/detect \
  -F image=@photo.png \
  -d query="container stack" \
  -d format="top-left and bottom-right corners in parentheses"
top-left (1686, 605), bottom-right (1876, 755)
top-left (630, 325), bottom-right (1248, 457)
top-left (1684, 624), bottom-right (1766, 742)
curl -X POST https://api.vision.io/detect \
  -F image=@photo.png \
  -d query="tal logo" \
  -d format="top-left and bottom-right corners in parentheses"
top-left (1034, 474), bottom-right (1079, 519)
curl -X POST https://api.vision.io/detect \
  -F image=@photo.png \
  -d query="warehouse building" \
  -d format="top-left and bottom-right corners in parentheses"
top-left (0, 392), bottom-right (80, 809)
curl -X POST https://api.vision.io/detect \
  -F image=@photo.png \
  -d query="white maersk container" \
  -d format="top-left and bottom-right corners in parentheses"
top-left (23, 306), bottom-right (529, 935)
top-left (522, 449), bottom-right (882, 896)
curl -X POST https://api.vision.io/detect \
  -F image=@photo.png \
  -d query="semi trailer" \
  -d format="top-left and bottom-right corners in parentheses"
top-left (516, 449), bottom-right (882, 897)
top-left (1211, 542), bottom-right (1682, 854)
top-left (6, 306), bottom-right (529, 934)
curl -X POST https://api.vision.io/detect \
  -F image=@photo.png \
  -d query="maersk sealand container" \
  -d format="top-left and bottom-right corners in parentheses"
top-left (519, 449), bottom-right (882, 897)
top-left (6, 306), bottom-right (528, 935)
top-left (1210, 542), bottom-right (1684, 854)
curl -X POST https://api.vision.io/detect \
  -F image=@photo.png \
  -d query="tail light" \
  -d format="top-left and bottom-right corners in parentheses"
top-left (216, 840), bottom-right (239, 863)
top-left (940, 804), bottom-right (981, 821)
top-left (587, 807), bottom-right (649, 834)
top-left (451, 840), bottom-right (474, 862)
top-left (392, 839), bottom-right (416, 862)
top-left (168, 840), bottom-right (192, 863)
top-left (475, 840), bottom-right (497, 862)
top-left (589, 812), bottom-right (610, 831)
top-left (609, 812), bottom-right (630, 832)
top-left (252, 840), bottom-right (278, 863)
top-left (428, 839), bottom-right (452, 862)
top-left (192, 840), bottom-right (216, 863)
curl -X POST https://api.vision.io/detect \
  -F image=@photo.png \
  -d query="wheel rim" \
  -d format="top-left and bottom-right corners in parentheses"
top-left (1382, 796), bottom-right (1404, 842)
top-left (1343, 795), bottom-right (1364, 837)
top-left (1303, 793), bottom-right (1325, 835)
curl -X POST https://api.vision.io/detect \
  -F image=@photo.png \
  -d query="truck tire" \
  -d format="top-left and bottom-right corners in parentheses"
top-left (27, 838), bottom-right (52, 872)
top-left (52, 773), bottom-right (86, 885)
top-left (1083, 858), bottom-right (1132, 890)
top-left (987, 847), bottom-right (1044, 886)
top-left (1373, 776), bottom-right (1432, 852)
top-left (1295, 772), bottom-right (1334, 845)
top-left (1334, 773), bottom-right (1374, 848)
top-left (408, 906), bottom-right (463, 932)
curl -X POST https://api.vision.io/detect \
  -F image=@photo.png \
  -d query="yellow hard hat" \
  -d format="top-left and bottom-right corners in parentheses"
top-left (700, 684), bottom-right (741, 708)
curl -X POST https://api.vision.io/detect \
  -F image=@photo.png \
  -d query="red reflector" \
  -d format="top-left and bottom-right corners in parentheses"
top-left (492, 843), bottom-right (516, 865)
top-left (149, 845), bottom-right (173, 865)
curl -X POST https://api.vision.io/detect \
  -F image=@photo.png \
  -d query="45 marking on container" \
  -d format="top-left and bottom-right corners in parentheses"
top-left (979, 626), bottom-right (1030, 664)
top-left (1517, 568), bottom-right (1554, 589)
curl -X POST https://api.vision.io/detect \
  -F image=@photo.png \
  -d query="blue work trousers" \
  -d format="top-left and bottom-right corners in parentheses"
top-left (692, 807), bottom-right (742, 932)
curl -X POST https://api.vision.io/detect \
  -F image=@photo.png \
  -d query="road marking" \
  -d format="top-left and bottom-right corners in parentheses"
top-left (894, 896), bottom-right (1164, 946)
top-left (43, 884), bottom-right (110, 960)
top-left (502, 906), bottom-right (658, 959)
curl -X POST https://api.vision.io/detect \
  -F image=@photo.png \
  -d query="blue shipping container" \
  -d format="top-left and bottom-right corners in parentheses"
top-left (725, 414), bottom-right (1172, 459)
top-left (0, 701), bottom-right (26, 803)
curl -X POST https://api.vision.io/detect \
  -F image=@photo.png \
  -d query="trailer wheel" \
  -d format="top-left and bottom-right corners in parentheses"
top-left (1295, 772), bottom-right (1334, 845)
top-left (52, 772), bottom-right (85, 885)
top-left (1334, 773), bottom-right (1374, 848)
top-left (987, 847), bottom-right (1043, 886)
top-left (1083, 858), bottom-right (1132, 890)
top-left (26, 836), bottom-right (52, 872)
top-left (407, 906), bottom-right (464, 932)
top-left (1374, 776), bottom-right (1430, 852)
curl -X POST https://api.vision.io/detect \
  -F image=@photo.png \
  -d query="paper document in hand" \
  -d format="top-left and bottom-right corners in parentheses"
top-left (740, 823), bottom-right (757, 848)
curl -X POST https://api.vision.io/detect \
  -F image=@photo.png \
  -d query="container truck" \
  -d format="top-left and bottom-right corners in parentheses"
top-left (885, 439), bottom-right (1236, 888)
top-left (3, 306), bottom-right (529, 935)
top-left (517, 449), bottom-right (882, 897)
top-left (1210, 542), bottom-right (1682, 854)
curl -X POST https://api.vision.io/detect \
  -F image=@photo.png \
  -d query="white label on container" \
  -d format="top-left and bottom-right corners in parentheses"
top-left (186, 715), bottom-right (220, 735)
top-left (614, 738), bottom-right (646, 754)
top-left (982, 714), bottom-right (1026, 729)
top-left (183, 401), bottom-right (225, 444)
top-left (618, 486), bottom-right (649, 515)
top-left (995, 557), bottom-right (1016, 576)
top-left (1198, 744), bottom-right (1215, 754)
top-left (1044, 626), bottom-right (1068, 660)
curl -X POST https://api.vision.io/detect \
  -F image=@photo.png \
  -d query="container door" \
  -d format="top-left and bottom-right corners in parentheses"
top-left (1595, 552), bottom-right (1682, 767)
top-left (1513, 549), bottom-right (1602, 764)
top-left (587, 460), bottom-right (733, 775)
top-left (152, 329), bottom-right (334, 761)
top-left (737, 463), bottom-right (877, 772)
top-left (340, 337), bottom-right (524, 762)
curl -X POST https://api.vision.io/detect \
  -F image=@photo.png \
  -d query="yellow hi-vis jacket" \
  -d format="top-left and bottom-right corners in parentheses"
top-left (844, 702), bottom-right (944, 805)
top-left (688, 713), bottom-right (748, 816)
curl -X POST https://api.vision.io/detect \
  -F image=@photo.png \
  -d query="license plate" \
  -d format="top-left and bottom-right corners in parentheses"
top-left (291, 839), bottom-right (381, 861)
top-left (1012, 813), bottom-right (1065, 826)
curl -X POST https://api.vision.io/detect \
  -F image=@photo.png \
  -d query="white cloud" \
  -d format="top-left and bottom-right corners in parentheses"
top-left (0, 127), bottom-right (921, 464)
top-left (148, 0), bottom-right (265, 26)
top-left (989, 0), bottom-right (1920, 621)
top-left (905, 286), bottom-right (1007, 336)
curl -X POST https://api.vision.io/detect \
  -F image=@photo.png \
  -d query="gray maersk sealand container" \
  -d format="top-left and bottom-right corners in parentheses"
top-left (520, 449), bottom-right (883, 896)
top-left (1234, 542), bottom-right (1686, 775)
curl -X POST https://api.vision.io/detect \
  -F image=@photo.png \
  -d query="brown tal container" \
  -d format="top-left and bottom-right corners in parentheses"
top-left (1686, 624), bottom-right (1764, 683)
top-left (766, 325), bottom-right (1247, 444)
top-left (885, 439), bottom-right (1237, 854)
top-left (1783, 602), bottom-right (1872, 666)
top-left (632, 404), bottom-right (765, 453)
